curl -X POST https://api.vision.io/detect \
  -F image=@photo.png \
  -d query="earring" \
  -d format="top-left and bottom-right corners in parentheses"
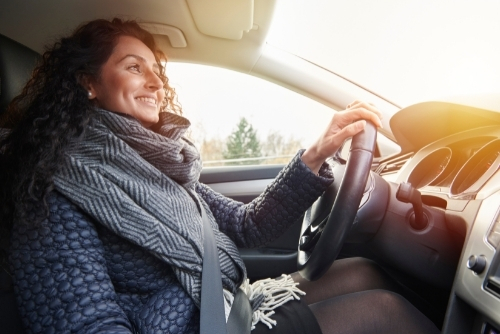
top-left (88, 91), bottom-right (92, 97)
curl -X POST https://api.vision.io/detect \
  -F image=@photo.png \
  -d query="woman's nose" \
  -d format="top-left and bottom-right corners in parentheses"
top-left (146, 69), bottom-right (163, 90)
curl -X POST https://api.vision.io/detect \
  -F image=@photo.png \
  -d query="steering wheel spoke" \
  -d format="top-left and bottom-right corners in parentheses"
top-left (299, 215), bottom-right (327, 252)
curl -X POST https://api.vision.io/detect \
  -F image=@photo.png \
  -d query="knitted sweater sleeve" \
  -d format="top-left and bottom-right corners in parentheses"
top-left (9, 193), bottom-right (133, 334)
top-left (195, 150), bottom-right (334, 248)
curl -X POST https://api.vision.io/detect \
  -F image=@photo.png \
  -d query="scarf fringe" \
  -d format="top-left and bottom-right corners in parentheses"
top-left (224, 274), bottom-right (305, 330)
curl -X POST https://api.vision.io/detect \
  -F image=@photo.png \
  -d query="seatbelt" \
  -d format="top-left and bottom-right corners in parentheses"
top-left (200, 205), bottom-right (228, 334)
top-left (227, 289), bottom-right (252, 334)
top-left (199, 203), bottom-right (252, 334)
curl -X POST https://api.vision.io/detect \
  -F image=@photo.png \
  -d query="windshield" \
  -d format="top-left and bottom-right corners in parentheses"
top-left (266, 0), bottom-right (500, 108)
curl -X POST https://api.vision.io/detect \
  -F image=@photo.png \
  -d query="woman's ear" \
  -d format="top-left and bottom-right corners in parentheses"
top-left (79, 75), bottom-right (97, 100)
top-left (87, 88), bottom-right (97, 100)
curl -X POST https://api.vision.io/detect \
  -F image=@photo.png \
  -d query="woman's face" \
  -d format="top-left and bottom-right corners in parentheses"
top-left (88, 35), bottom-right (165, 127)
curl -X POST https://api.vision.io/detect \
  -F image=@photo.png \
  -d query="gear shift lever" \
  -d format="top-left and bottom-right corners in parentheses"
top-left (396, 182), bottom-right (428, 230)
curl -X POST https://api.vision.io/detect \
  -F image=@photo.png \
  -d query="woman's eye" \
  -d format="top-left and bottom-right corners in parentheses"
top-left (129, 64), bottom-right (141, 72)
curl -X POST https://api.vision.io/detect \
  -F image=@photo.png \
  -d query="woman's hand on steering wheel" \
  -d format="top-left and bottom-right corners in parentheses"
top-left (301, 100), bottom-right (383, 174)
top-left (298, 101), bottom-right (380, 281)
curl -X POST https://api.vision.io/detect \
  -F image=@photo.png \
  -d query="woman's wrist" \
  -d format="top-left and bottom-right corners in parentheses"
top-left (301, 146), bottom-right (325, 175)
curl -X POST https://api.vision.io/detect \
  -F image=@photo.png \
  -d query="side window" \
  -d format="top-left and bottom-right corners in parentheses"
top-left (166, 62), bottom-right (401, 166)
top-left (166, 62), bottom-right (333, 167)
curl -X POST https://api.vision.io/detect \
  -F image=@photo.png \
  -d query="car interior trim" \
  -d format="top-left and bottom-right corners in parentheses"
top-left (206, 179), bottom-right (273, 199)
top-left (186, 0), bottom-right (255, 40)
top-left (453, 190), bottom-right (500, 329)
top-left (251, 45), bottom-right (399, 136)
top-left (139, 23), bottom-right (187, 48)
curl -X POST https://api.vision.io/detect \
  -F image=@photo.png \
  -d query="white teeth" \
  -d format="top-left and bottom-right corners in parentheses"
top-left (136, 97), bottom-right (157, 105)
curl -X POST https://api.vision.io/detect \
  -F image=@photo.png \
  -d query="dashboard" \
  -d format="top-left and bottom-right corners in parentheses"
top-left (397, 126), bottom-right (500, 200)
top-left (386, 103), bottom-right (500, 334)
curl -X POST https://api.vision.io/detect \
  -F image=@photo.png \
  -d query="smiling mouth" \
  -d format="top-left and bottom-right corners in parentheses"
top-left (135, 97), bottom-right (157, 106)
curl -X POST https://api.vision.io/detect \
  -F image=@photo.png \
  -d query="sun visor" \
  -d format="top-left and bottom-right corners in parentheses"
top-left (139, 23), bottom-right (187, 48)
top-left (186, 0), bottom-right (255, 40)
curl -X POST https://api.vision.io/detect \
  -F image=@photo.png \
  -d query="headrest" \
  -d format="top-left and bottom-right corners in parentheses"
top-left (0, 34), bottom-right (40, 117)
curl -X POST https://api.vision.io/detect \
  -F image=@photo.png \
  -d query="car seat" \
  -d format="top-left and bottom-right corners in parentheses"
top-left (0, 33), bottom-right (41, 333)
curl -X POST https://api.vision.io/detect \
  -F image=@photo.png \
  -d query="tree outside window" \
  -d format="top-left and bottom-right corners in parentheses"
top-left (223, 118), bottom-right (262, 165)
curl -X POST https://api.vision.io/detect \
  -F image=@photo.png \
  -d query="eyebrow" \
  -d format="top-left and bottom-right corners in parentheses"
top-left (119, 54), bottom-right (159, 70)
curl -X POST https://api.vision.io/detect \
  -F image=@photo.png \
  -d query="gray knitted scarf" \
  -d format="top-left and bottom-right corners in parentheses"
top-left (53, 109), bottom-right (246, 307)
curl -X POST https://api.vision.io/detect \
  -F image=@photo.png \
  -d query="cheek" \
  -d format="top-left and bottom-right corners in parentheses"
top-left (111, 76), bottom-right (132, 97)
top-left (159, 90), bottom-right (167, 105)
top-left (96, 77), bottom-right (119, 104)
top-left (105, 71), bottom-right (132, 90)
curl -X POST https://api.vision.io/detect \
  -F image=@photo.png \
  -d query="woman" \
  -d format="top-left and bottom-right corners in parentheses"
top-left (0, 18), bottom-right (439, 333)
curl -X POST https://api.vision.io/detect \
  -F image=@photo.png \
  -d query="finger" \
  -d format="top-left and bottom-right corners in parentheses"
top-left (356, 107), bottom-right (382, 127)
top-left (346, 100), bottom-right (367, 109)
top-left (336, 108), bottom-right (382, 128)
top-left (354, 102), bottom-right (382, 119)
top-left (335, 120), bottom-right (366, 143)
top-left (346, 100), bottom-right (363, 109)
top-left (346, 101), bottom-right (382, 120)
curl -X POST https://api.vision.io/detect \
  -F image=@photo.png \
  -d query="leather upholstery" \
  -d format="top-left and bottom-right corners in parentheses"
top-left (0, 33), bottom-right (40, 334)
top-left (0, 34), bottom-right (40, 117)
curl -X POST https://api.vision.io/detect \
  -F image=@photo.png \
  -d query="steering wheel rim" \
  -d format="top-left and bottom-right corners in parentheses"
top-left (297, 122), bottom-right (377, 281)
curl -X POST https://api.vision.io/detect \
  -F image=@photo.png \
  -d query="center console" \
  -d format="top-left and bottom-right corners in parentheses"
top-left (443, 190), bottom-right (500, 333)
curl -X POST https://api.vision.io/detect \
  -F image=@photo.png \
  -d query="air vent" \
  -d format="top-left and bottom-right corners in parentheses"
top-left (485, 278), bottom-right (500, 298)
top-left (375, 152), bottom-right (413, 176)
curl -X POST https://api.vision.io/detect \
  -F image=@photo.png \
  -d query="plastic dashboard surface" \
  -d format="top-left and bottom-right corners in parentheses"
top-left (454, 191), bottom-right (500, 330)
top-left (391, 123), bottom-right (500, 332)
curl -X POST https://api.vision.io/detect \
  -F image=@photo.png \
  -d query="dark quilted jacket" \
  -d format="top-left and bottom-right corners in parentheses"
top-left (9, 153), bottom-right (333, 333)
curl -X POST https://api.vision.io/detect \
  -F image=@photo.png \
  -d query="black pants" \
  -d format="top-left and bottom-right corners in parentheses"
top-left (253, 257), bottom-right (440, 334)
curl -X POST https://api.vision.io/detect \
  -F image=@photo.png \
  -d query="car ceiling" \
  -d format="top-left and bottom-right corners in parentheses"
top-left (0, 0), bottom-right (275, 73)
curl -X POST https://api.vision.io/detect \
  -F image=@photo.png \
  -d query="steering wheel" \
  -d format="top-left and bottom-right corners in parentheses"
top-left (297, 122), bottom-right (377, 281)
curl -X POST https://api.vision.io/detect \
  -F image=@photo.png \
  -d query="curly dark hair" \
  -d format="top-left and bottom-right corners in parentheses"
top-left (0, 18), bottom-right (181, 229)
